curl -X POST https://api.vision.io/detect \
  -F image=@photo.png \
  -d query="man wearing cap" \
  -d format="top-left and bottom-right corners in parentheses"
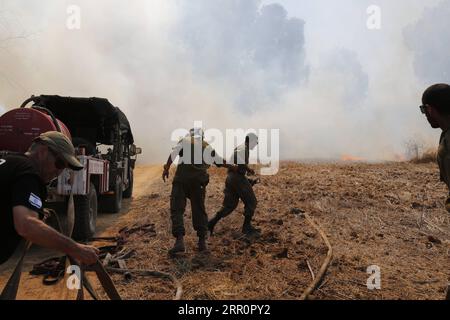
top-left (421, 84), bottom-right (450, 211)
top-left (162, 128), bottom-right (236, 254)
top-left (420, 83), bottom-right (450, 299)
top-left (0, 131), bottom-right (99, 266)
top-left (208, 133), bottom-right (260, 236)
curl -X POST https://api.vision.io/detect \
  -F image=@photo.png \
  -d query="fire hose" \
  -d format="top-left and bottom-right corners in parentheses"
top-left (29, 224), bottom-right (183, 300)
top-left (0, 187), bottom-right (122, 300)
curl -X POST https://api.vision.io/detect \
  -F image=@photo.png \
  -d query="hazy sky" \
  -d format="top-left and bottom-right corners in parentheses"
top-left (0, 0), bottom-right (448, 162)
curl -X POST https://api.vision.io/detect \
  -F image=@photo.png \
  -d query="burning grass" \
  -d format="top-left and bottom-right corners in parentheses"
top-left (410, 149), bottom-right (438, 164)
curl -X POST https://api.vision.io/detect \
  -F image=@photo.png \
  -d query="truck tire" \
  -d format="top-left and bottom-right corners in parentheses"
top-left (72, 182), bottom-right (98, 241)
top-left (123, 168), bottom-right (134, 199)
top-left (99, 176), bottom-right (123, 213)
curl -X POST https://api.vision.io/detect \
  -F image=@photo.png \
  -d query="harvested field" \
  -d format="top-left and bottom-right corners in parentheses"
top-left (98, 162), bottom-right (450, 300)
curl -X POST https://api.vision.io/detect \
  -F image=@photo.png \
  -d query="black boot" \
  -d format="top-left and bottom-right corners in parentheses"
top-left (208, 215), bottom-right (222, 235)
top-left (242, 216), bottom-right (261, 235)
top-left (198, 235), bottom-right (209, 252)
top-left (169, 235), bottom-right (185, 255)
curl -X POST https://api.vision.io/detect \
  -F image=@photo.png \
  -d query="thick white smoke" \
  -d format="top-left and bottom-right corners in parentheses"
top-left (176, 0), bottom-right (308, 113)
top-left (404, 0), bottom-right (450, 84)
top-left (0, 0), bottom-right (448, 162)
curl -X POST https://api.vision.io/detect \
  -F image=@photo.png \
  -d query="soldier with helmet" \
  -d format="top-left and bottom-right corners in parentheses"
top-left (162, 128), bottom-right (236, 254)
top-left (208, 133), bottom-right (260, 236)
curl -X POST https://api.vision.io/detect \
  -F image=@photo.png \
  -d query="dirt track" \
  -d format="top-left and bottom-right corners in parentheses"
top-left (1, 162), bottom-right (449, 300)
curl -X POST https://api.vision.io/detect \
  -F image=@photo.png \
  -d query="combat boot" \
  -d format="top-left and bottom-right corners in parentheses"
top-left (242, 217), bottom-right (261, 235)
top-left (198, 235), bottom-right (209, 252)
top-left (208, 215), bottom-right (222, 235)
top-left (169, 235), bottom-right (185, 255)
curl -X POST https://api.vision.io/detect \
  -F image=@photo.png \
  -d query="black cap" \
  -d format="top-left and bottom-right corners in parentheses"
top-left (422, 83), bottom-right (450, 113)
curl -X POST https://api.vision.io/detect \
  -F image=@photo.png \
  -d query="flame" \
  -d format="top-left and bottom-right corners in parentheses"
top-left (392, 154), bottom-right (407, 162)
top-left (341, 154), bottom-right (366, 162)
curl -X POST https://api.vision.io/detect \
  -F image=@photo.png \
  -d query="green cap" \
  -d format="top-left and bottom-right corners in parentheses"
top-left (34, 131), bottom-right (84, 171)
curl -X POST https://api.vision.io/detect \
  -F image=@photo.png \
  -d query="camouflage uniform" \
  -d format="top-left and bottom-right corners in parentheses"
top-left (437, 129), bottom-right (450, 212)
top-left (215, 144), bottom-right (257, 222)
top-left (170, 136), bottom-right (221, 238)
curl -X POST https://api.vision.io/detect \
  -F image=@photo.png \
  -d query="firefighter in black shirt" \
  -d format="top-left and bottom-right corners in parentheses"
top-left (0, 131), bottom-right (99, 266)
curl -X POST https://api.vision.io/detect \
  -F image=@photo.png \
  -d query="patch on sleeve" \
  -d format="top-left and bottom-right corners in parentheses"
top-left (28, 193), bottom-right (43, 209)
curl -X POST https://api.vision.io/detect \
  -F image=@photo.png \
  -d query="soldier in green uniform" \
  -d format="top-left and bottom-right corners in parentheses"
top-left (208, 133), bottom-right (260, 236)
top-left (162, 128), bottom-right (235, 254)
top-left (420, 83), bottom-right (450, 300)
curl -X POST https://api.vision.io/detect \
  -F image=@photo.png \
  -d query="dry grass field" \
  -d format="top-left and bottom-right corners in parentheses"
top-left (100, 162), bottom-right (449, 300)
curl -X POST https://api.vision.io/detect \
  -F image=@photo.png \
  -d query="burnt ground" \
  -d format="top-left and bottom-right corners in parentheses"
top-left (1, 162), bottom-right (448, 300)
top-left (98, 162), bottom-right (449, 300)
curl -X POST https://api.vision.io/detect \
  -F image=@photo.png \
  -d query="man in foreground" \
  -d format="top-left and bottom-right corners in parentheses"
top-left (419, 83), bottom-right (450, 299)
top-left (0, 131), bottom-right (99, 267)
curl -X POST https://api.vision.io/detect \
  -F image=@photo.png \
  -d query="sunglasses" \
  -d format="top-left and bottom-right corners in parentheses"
top-left (420, 104), bottom-right (429, 114)
top-left (49, 148), bottom-right (67, 170)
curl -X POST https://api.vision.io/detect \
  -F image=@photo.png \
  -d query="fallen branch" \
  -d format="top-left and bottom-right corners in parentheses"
top-left (423, 219), bottom-right (447, 235)
top-left (306, 260), bottom-right (315, 281)
top-left (300, 212), bottom-right (333, 300)
top-left (317, 288), bottom-right (354, 301)
top-left (106, 267), bottom-right (183, 300)
top-left (412, 279), bottom-right (440, 285)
